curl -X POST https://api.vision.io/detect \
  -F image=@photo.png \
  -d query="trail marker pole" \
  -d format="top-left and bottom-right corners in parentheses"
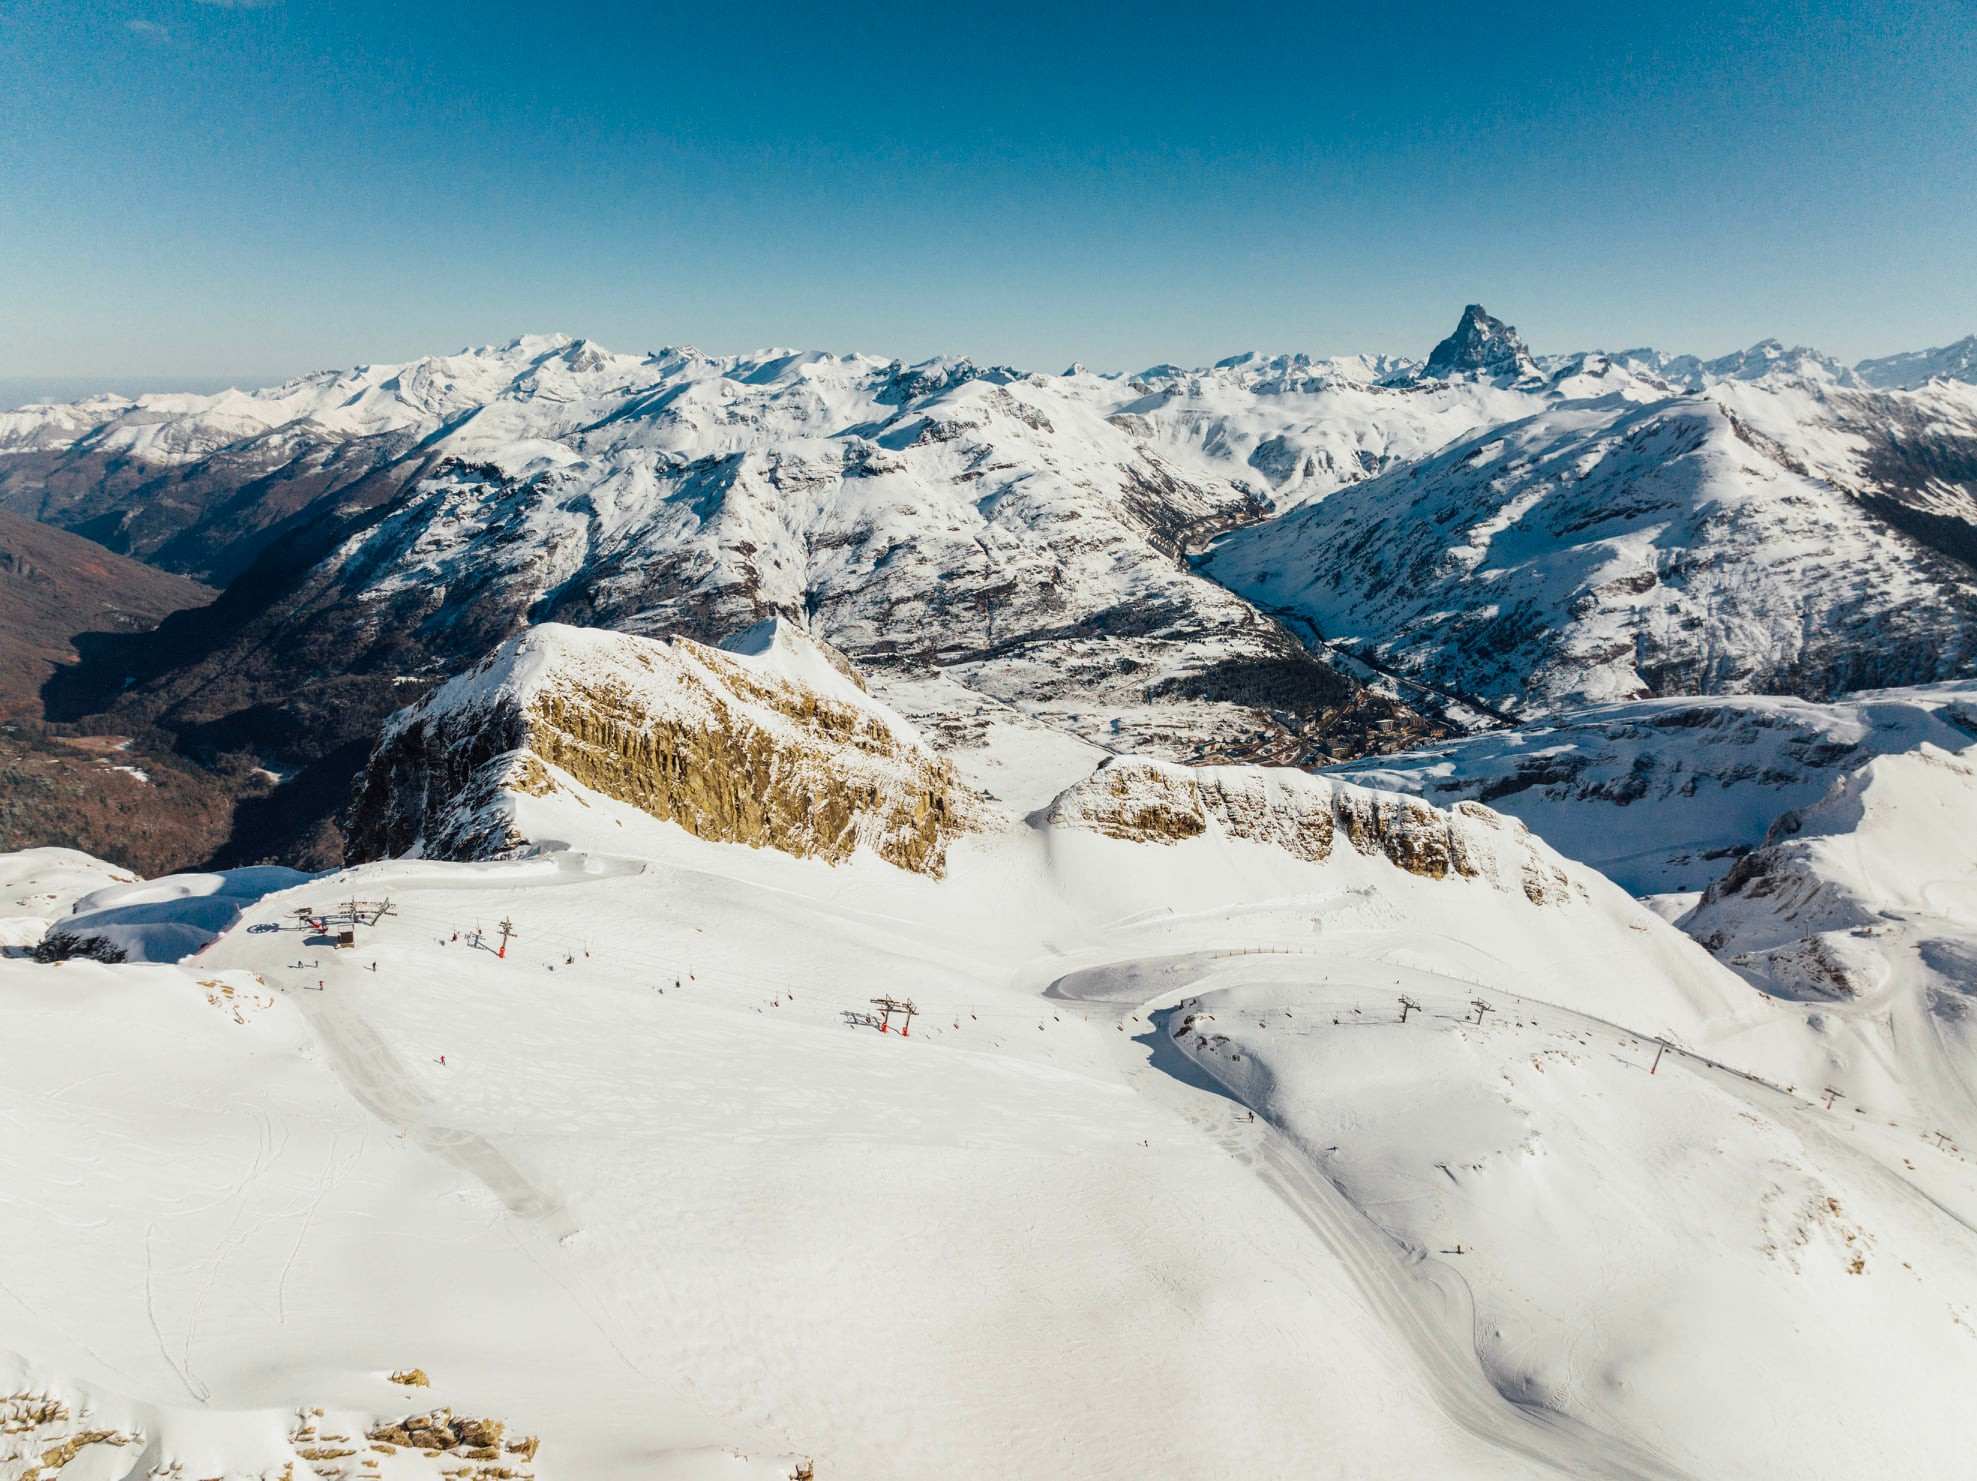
top-left (496, 917), bottom-right (518, 960)
top-left (1650, 1039), bottom-right (1667, 1075)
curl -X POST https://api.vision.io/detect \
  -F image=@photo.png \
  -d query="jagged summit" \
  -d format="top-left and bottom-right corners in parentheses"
top-left (1421, 303), bottom-right (1537, 380)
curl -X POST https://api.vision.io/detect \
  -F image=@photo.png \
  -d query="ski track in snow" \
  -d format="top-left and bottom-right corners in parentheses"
top-left (293, 983), bottom-right (575, 1233)
top-left (1048, 947), bottom-right (1692, 1481)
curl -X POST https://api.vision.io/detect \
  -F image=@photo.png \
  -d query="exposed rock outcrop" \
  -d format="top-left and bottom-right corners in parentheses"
top-left (1422, 304), bottom-right (1538, 381)
top-left (346, 620), bottom-right (975, 874)
top-left (1040, 756), bottom-right (1576, 902)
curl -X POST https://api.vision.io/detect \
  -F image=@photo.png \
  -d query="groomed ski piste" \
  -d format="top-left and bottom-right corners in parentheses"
top-left (6, 744), bottom-right (1977, 1479)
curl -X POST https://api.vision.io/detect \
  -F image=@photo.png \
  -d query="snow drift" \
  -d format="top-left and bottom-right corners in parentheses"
top-left (37, 864), bottom-right (312, 963)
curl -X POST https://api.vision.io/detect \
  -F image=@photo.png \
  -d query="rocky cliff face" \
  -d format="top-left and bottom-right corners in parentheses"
top-left (1040, 755), bottom-right (1576, 903)
top-left (1422, 304), bottom-right (1539, 381)
top-left (346, 620), bottom-right (974, 875)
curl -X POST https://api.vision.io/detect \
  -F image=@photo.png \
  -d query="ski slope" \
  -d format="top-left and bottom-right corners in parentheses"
top-left (3, 842), bottom-right (1559, 1479)
top-left (1132, 958), bottom-right (1977, 1480)
top-left (8, 738), bottom-right (1976, 1477)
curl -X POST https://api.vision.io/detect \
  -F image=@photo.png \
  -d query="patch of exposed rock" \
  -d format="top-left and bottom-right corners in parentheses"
top-left (346, 620), bottom-right (975, 875)
top-left (1040, 756), bottom-right (1576, 903)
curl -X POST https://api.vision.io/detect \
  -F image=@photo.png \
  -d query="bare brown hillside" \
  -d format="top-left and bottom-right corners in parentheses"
top-left (0, 511), bottom-right (214, 719)
top-left (0, 513), bottom-right (239, 872)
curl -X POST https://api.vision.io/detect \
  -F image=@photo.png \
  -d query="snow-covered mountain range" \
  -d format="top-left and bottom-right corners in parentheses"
top-left (4, 309), bottom-right (1974, 868)
top-left (1207, 368), bottom-right (1977, 717)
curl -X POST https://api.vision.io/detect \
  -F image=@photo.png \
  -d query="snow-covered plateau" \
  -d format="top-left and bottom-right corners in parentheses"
top-left (4, 306), bottom-right (1977, 1479)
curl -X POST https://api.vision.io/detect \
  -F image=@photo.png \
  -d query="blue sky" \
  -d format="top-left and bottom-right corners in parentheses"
top-left (3, 0), bottom-right (1973, 385)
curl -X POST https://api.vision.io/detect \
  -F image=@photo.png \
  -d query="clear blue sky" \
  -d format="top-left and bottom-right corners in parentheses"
top-left (3, 0), bottom-right (1973, 385)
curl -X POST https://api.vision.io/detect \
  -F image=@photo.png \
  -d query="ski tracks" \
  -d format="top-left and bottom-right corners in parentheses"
top-left (1055, 951), bottom-right (1694, 1481)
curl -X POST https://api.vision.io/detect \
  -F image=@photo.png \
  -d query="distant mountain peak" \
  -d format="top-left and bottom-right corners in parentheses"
top-left (1702, 339), bottom-right (1856, 386)
top-left (1855, 333), bottom-right (1977, 390)
top-left (1423, 304), bottom-right (1536, 380)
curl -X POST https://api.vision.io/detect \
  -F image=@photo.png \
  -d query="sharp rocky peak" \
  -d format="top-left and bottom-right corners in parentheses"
top-left (1423, 304), bottom-right (1536, 380)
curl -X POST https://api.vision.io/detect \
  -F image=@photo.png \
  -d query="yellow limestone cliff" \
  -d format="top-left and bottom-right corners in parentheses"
top-left (1040, 755), bottom-right (1578, 904)
top-left (346, 620), bottom-right (971, 873)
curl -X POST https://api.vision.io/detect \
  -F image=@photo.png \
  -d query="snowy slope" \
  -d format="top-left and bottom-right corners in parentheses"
top-left (1151, 971), bottom-right (1977, 1480)
top-left (11, 612), bottom-right (1977, 1481)
top-left (1676, 739), bottom-right (1977, 1149)
top-left (0, 770), bottom-right (1729, 1479)
top-left (0, 846), bottom-right (134, 953)
top-left (1206, 376), bottom-right (1977, 718)
top-left (1326, 683), bottom-right (1977, 893)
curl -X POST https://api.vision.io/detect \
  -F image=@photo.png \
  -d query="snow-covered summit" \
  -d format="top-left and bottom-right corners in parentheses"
top-left (1701, 337), bottom-right (1859, 387)
top-left (1856, 332), bottom-right (1977, 390)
